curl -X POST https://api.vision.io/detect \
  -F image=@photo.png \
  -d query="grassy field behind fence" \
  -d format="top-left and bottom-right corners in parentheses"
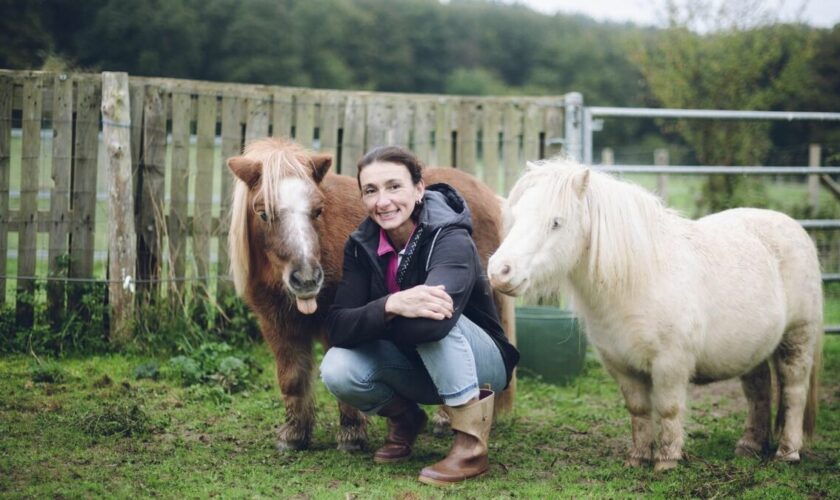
top-left (1, 337), bottom-right (837, 498)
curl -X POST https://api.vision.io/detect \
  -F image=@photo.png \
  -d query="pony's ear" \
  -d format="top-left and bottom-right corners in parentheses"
top-left (310, 154), bottom-right (333, 184)
top-left (572, 168), bottom-right (590, 199)
top-left (228, 156), bottom-right (262, 188)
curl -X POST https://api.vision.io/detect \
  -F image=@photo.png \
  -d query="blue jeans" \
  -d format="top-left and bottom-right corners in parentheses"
top-left (320, 315), bottom-right (506, 414)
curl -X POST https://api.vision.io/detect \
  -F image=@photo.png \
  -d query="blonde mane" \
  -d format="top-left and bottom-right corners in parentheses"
top-left (229, 138), bottom-right (315, 295)
top-left (516, 159), bottom-right (676, 296)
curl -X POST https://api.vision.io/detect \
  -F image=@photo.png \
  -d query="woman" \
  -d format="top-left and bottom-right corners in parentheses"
top-left (320, 146), bottom-right (519, 486)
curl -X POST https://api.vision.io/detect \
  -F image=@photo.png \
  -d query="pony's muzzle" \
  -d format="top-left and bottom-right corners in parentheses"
top-left (487, 259), bottom-right (525, 296)
top-left (289, 266), bottom-right (324, 295)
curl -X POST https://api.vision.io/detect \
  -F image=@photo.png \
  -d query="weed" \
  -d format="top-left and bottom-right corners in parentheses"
top-left (162, 341), bottom-right (262, 395)
top-left (77, 402), bottom-right (157, 438)
top-left (29, 360), bottom-right (67, 384)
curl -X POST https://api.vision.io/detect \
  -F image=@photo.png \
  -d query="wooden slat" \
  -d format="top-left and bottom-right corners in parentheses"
top-left (137, 85), bottom-right (166, 298)
top-left (523, 102), bottom-right (542, 162)
top-left (0, 75), bottom-right (12, 305)
top-left (456, 100), bottom-right (478, 175)
top-left (15, 76), bottom-right (42, 326)
top-left (482, 101), bottom-right (502, 194)
top-left (69, 78), bottom-right (100, 283)
top-left (544, 101), bottom-right (564, 159)
top-left (319, 92), bottom-right (342, 159)
top-left (46, 74), bottom-right (73, 322)
top-left (502, 102), bottom-right (523, 195)
top-left (168, 92), bottom-right (191, 295)
top-left (217, 95), bottom-right (242, 300)
top-left (295, 91), bottom-right (316, 149)
top-left (101, 71), bottom-right (137, 344)
top-left (340, 94), bottom-right (365, 177)
top-left (366, 96), bottom-right (391, 149)
top-left (271, 89), bottom-right (294, 139)
top-left (392, 98), bottom-right (411, 148)
top-left (434, 99), bottom-right (452, 167)
top-left (129, 81), bottom-right (145, 203)
top-left (412, 99), bottom-right (433, 165)
top-left (193, 94), bottom-right (216, 287)
top-left (245, 92), bottom-right (270, 142)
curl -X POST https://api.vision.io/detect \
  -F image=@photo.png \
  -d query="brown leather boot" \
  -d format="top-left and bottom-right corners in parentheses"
top-left (418, 388), bottom-right (494, 486)
top-left (373, 396), bottom-right (428, 464)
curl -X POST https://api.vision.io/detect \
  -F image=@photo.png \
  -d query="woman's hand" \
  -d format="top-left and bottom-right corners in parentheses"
top-left (385, 285), bottom-right (453, 320)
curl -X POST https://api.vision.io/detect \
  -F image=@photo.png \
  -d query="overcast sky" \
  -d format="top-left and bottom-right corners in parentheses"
top-left (500, 0), bottom-right (840, 28)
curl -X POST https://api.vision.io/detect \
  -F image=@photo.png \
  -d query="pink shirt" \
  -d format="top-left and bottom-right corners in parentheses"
top-left (377, 226), bottom-right (415, 293)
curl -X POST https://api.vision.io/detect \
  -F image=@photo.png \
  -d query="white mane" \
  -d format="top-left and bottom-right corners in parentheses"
top-left (513, 158), bottom-right (677, 297)
top-left (229, 138), bottom-right (313, 295)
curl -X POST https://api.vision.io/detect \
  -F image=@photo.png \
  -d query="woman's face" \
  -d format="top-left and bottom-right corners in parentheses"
top-left (359, 161), bottom-right (424, 239)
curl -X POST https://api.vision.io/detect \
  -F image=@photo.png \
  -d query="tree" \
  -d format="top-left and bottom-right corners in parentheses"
top-left (633, 0), bottom-right (818, 212)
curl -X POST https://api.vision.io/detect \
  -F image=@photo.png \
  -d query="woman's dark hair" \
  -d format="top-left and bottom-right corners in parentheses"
top-left (356, 146), bottom-right (424, 188)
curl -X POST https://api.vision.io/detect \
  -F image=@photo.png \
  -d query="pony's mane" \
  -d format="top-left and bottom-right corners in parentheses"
top-left (229, 138), bottom-right (315, 295)
top-left (514, 158), bottom-right (676, 296)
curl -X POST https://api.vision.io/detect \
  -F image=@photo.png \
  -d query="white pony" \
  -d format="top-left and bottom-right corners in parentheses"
top-left (488, 159), bottom-right (823, 471)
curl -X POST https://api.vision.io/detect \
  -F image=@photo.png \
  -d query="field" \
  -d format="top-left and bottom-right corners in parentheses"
top-left (1, 337), bottom-right (838, 498)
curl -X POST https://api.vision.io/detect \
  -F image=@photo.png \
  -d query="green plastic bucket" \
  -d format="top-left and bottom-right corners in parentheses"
top-left (515, 306), bottom-right (587, 385)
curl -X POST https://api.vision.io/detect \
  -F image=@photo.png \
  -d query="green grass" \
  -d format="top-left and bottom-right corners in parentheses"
top-left (2, 338), bottom-right (838, 498)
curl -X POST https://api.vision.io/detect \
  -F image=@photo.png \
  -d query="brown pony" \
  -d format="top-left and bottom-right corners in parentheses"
top-left (228, 137), bottom-right (515, 451)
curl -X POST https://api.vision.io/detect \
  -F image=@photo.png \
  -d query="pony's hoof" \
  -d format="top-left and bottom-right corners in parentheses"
top-left (276, 438), bottom-right (309, 452)
top-left (775, 447), bottom-right (800, 463)
top-left (653, 460), bottom-right (679, 472)
top-left (336, 439), bottom-right (366, 452)
top-left (624, 456), bottom-right (650, 468)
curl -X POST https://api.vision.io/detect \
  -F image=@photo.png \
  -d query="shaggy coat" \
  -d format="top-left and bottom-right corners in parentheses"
top-left (488, 159), bottom-right (823, 470)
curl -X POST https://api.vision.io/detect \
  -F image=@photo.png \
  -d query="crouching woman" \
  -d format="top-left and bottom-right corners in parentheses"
top-left (320, 146), bottom-right (519, 486)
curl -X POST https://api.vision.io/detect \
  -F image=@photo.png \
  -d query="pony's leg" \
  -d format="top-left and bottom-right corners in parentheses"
top-left (611, 370), bottom-right (654, 467)
top-left (650, 360), bottom-right (689, 471)
top-left (736, 361), bottom-right (772, 457)
top-left (271, 337), bottom-right (316, 451)
top-left (431, 406), bottom-right (450, 436)
top-left (336, 401), bottom-right (368, 451)
top-left (773, 325), bottom-right (818, 462)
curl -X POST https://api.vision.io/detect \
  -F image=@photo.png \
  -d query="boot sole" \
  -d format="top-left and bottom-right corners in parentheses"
top-left (417, 469), bottom-right (487, 486)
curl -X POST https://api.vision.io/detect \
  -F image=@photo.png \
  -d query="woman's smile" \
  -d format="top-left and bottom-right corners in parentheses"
top-left (359, 161), bottom-right (425, 249)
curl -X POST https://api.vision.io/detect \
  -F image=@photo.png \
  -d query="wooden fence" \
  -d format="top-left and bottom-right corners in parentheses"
top-left (0, 70), bottom-right (567, 338)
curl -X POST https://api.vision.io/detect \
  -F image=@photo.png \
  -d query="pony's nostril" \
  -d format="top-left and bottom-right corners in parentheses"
top-left (290, 271), bottom-right (304, 289)
top-left (314, 267), bottom-right (324, 283)
top-left (501, 264), bottom-right (511, 276)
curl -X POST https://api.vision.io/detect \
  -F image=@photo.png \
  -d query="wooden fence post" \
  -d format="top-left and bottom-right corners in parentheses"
top-left (600, 147), bottom-right (614, 165)
top-left (102, 72), bottom-right (137, 344)
top-left (655, 148), bottom-right (669, 201)
top-left (809, 144), bottom-right (821, 212)
top-left (0, 75), bottom-right (10, 307)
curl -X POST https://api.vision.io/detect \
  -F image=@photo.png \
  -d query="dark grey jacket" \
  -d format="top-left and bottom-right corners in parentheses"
top-left (326, 183), bottom-right (519, 386)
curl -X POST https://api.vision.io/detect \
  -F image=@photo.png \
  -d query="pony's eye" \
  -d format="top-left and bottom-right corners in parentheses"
top-left (312, 207), bottom-right (323, 219)
top-left (551, 217), bottom-right (564, 230)
top-left (258, 211), bottom-right (268, 222)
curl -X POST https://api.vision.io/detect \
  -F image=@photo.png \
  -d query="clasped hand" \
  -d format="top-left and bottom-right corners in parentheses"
top-left (385, 284), bottom-right (453, 320)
